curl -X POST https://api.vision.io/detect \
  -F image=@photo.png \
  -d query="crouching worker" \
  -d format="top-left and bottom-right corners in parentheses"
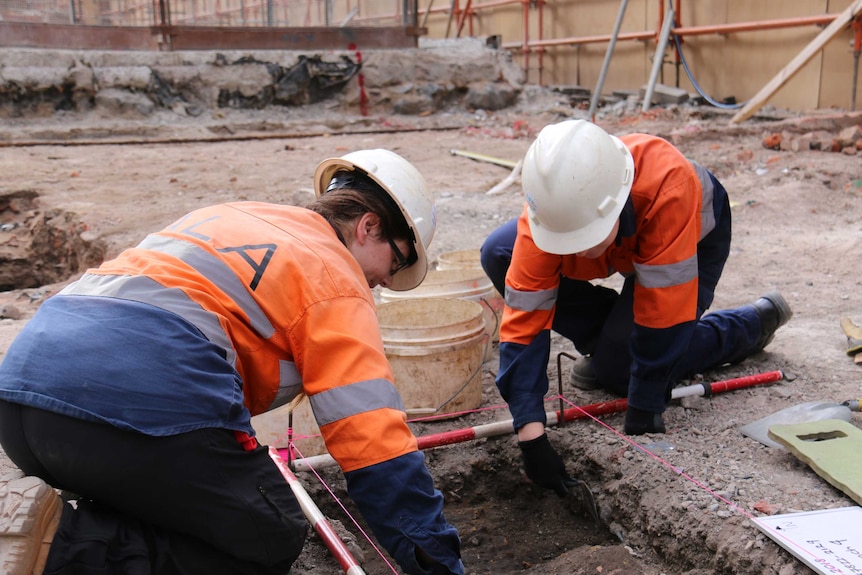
top-left (481, 120), bottom-right (792, 495)
top-left (0, 149), bottom-right (463, 575)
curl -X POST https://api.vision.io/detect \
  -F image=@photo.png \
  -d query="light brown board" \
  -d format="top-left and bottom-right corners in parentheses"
top-left (768, 419), bottom-right (862, 506)
top-left (730, 0), bottom-right (862, 123)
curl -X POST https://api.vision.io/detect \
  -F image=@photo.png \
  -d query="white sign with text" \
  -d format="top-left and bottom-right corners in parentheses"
top-left (752, 507), bottom-right (862, 575)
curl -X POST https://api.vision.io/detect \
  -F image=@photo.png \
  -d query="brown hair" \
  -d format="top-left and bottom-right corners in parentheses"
top-left (309, 170), bottom-right (412, 247)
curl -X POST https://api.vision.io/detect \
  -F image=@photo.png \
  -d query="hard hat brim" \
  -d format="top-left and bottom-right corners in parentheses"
top-left (527, 202), bottom-right (624, 255)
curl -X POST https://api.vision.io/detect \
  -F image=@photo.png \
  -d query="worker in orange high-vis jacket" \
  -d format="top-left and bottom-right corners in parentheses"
top-left (480, 120), bottom-right (792, 497)
top-left (0, 149), bottom-right (464, 575)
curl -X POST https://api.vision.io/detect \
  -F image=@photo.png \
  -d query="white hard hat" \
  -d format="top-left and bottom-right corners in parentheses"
top-left (522, 120), bottom-right (634, 255)
top-left (314, 149), bottom-right (436, 291)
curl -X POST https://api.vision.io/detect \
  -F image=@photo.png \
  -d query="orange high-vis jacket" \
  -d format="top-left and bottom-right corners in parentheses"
top-left (501, 133), bottom-right (706, 346)
top-left (63, 202), bottom-right (417, 473)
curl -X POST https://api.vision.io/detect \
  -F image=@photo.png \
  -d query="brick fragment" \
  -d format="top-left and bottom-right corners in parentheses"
top-left (762, 132), bottom-right (781, 150)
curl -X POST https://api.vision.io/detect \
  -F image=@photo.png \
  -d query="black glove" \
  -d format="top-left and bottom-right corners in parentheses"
top-left (518, 434), bottom-right (578, 497)
top-left (624, 407), bottom-right (666, 435)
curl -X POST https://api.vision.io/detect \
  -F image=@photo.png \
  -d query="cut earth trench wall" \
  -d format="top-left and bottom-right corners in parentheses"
top-left (0, 38), bottom-right (526, 120)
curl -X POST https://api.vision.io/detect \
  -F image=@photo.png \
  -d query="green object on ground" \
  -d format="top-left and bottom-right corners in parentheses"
top-left (768, 419), bottom-right (862, 507)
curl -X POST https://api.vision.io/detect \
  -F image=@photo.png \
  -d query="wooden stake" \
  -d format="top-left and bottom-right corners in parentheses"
top-left (731, 0), bottom-right (862, 124)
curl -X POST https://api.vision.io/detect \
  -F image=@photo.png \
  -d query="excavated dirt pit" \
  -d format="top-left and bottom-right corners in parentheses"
top-left (0, 190), bottom-right (105, 293)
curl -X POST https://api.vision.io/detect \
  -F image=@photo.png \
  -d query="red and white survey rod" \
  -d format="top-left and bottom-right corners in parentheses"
top-left (268, 447), bottom-right (367, 575)
top-left (287, 370), bottom-right (784, 473)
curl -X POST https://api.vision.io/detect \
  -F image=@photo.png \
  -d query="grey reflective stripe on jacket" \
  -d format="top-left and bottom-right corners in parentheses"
top-left (310, 378), bottom-right (406, 427)
top-left (59, 233), bottom-right (307, 410)
top-left (632, 162), bottom-right (715, 290)
top-left (633, 253), bottom-right (698, 289)
top-left (504, 285), bottom-right (558, 312)
top-left (691, 161), bottom-right (716, 240)
top-left (271, 362), bottom-right (303, 409)
top-left (138, 234), bottom-right (277, 338)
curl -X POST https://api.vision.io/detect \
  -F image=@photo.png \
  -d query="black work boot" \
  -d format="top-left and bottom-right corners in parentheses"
top-left (750, 290), bottom-right (793, 353)
top-left (624, 407), bottom-right (666, 435)
top-left (568, 356), bottom-right (600, 390)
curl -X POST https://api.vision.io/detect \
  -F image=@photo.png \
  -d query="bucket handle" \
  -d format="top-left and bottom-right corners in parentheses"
top-left (406, 332), bottom-right (491, 418)
top-left (479, 296), bottom-right (500, 338)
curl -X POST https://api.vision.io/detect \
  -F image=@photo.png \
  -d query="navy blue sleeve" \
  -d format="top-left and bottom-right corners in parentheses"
top-left (344, 452), bottom-right (464, 575)
top-left (696, 176), bottom-right (732, 314)
top-left (496, 330), bottom-right (552, 431)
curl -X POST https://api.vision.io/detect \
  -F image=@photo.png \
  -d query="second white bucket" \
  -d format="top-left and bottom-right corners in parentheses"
top-left (378, 298), bottom-right (487, 419)
top-left (436, 248), bottom-right (483, 272)
top-left (380, 268), bottom-right (503, 354)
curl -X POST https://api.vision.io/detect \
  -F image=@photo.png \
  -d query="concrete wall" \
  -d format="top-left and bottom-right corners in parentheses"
top-left (0, 39), bottom-right (525, 119)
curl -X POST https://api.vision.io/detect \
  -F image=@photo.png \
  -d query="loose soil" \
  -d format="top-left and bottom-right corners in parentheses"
top-left (1, 93), bottom-right (862, 575)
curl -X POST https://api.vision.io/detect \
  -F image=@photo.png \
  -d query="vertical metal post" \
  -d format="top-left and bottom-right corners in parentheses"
top-left (588, 0), bottom-right (629, 121)
top-left (851, 15), bottom-right (861, 111)
top-left (642, 6), bottom-right (674, 112)
top-left (521, 0), bottom-right (529, 82)
top-left (421, 0), bottom-right (434, 28)
top-left (673, 0), bottom-right (681, 86)
top-left (535, 0), bottom-right (544, 85)
top-left (445, 0), bottom-right (458, 38)
top-left (403, 0), bottom-right (418, 27)
top-left (158, 0), bottom-right (170, 26)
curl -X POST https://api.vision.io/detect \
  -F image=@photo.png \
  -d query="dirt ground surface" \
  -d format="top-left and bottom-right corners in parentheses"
top-left (2, 88), bottom-right (862, 575)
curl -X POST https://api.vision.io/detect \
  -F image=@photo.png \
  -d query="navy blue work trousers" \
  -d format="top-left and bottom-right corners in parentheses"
top-left (0, 400), bottom-right (307, 575)
top-left (480, 217), bottom-right (763, 396)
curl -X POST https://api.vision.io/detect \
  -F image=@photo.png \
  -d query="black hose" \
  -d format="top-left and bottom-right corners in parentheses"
top-left (668, 0), bottom-right (746, 110)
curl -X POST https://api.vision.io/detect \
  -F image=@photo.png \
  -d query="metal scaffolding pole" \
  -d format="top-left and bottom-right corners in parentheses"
top-left (642, 7), bottom-right (674, 112)
top-left (588, 0), bottom-right (629, 120)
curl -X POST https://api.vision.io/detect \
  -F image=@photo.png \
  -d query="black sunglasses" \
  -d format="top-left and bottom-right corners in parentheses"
top-left (388, 237), bottom-right (417, 276)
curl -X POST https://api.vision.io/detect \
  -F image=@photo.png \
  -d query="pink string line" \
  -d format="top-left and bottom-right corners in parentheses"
top-left (285, 392), bottom-right (836, 572)
top-left (552, 392), bottom-right (843, 571)
top-left (291, 443), bottom-right (400, 574)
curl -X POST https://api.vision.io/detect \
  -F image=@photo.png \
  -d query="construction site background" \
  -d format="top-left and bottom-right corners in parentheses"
top-left (1, 0), bottom-right (861, 113)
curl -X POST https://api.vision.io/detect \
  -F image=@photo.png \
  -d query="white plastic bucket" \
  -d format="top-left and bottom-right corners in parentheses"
top-left (380, 268), bottom-right (503, 350)
top-left (250, 296), bottom-right (489, 453)
top-left (378, 298), bottom-right (488, 418)
top-left (436, 248), bottom-right (483, 272)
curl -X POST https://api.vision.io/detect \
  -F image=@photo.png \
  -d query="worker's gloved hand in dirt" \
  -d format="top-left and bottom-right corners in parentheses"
top-left (518, 433), bottom-right (579, 497)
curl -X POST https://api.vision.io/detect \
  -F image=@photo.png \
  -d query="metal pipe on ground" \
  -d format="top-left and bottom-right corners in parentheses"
top-left (287, 370), bottom-right (784, 472)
